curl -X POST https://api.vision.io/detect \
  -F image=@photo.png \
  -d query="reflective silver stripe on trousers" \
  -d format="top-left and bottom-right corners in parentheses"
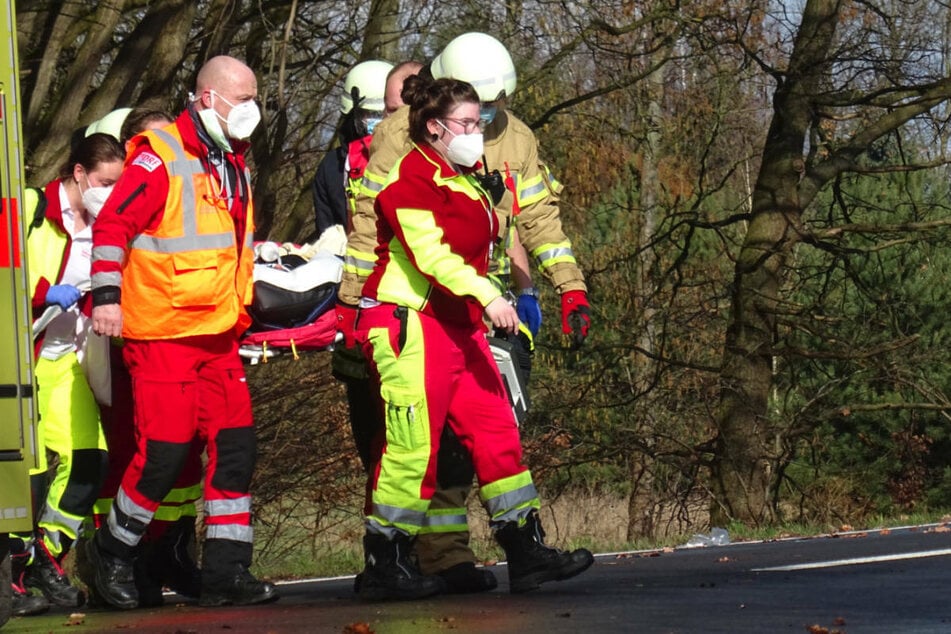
top-left (483, 481), bottom-right (539, 522)
top-left (108, 487), bottom-right (156, 547)
top-left (371, 502), bottom-right (427, 528)
top-left (420, 511), bottom-right (468, 528)
top-left (36, 512), bottom-right (80, 546)
top-left (204, 496), bottom-right (252, 517)
top-left (206, 523), bottom-right (253, 543)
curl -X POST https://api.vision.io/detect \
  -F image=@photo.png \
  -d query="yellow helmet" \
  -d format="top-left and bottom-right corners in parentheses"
top-left (341, 60), bottom-right (394, 114)
top-left (431, 32), bottom-right (517, 102)
top-left (85, 107), bottom-right (133, 140)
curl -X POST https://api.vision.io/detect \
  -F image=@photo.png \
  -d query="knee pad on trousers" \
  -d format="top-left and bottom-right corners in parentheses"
top-left (59, 448), bottom-right (109, 515)
top-left (136, 440), bottom-right (192, 502)
top-left (211, 426), bottom-right (256, 493)
top-left (437, 427), bottom-right (475, 489)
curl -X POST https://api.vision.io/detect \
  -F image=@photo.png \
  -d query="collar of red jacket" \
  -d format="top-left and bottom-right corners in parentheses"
top-left (41, 178), bottom-right (67, 233)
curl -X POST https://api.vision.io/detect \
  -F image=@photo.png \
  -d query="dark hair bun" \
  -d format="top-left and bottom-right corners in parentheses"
top-left (401, 74), bottom-right (433, 109)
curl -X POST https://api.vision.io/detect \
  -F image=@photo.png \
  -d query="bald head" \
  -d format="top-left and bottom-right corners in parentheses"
top-left (196, 56), bottom-right (257, 100)
top-left (194, 56), bottom-right (259, 141)
top-left (384, 61), bottom-right (424, 115)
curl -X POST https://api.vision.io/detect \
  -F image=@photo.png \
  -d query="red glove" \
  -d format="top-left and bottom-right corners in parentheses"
top-left (560, 290), bottom-right (591, 349)
top-left (335, 302), bottom-right (359, 348)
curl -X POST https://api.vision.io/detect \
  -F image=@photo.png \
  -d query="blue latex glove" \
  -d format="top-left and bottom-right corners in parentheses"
top-left (45, 284), bottom-right (81, 310)
top-left (516, 293), bottom-right (542, 338)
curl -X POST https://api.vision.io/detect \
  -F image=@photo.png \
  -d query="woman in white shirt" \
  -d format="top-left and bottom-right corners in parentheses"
top-left (14, 132), bottom-right (125, 610)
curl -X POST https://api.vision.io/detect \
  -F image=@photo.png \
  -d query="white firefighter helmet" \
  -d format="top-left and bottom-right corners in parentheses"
top-left (85, 107), bottom-right (133, 141)
top-left (430, 32), bottom-right (517, 102)
top-left (340, 60), bottom-right (394, 114)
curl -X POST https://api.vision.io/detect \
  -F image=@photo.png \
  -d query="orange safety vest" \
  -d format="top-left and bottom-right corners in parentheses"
top-left (121, 127), bottom-right (254, 340)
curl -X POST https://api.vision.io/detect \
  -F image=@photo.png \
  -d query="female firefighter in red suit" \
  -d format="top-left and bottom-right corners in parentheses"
top-left (352, 75), bottom-right (593, 601)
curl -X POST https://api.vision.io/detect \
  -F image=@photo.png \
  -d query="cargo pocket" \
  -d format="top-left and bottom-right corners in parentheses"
top-left (380, 384), bottom-right (429, 454)
top-left (171, 251), bottom-right (219, 307)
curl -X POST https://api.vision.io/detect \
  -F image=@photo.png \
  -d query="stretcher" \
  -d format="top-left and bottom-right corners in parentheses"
top-left (239, 241), bottom-right (344, 364)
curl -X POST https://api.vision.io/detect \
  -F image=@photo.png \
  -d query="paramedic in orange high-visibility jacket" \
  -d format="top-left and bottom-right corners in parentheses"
top-left (352, 74), bottom-right (592, 602)
top-left (85, 55), bottom-right (278, 611)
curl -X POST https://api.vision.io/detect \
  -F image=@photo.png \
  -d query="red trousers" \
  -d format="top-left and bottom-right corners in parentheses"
top-left (95, 343), bottom-right (202, 539)
top-left (356, 305), bottom-right (536, 534)
top-left (108, 332), bottom-right (256, 548)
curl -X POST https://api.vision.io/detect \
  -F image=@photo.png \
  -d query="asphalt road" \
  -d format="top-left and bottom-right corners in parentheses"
top-left (5, 524), bottom-right (951, 633)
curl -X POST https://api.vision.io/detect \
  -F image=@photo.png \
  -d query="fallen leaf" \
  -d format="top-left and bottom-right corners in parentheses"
top-left (931, 525), bottom-right (950, 533)
top-left (833, 617), bottom-right (847, 625)
top-left (806, 625), bottom-right (829, 634)
top-left (343, 623), bottom-right (374, 634)
top-left (64, 613), bottom-right (85, 626)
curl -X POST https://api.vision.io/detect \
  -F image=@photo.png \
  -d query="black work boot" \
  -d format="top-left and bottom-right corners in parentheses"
top-left (358, 531), bottom-right (446, 601)
top-left (199, 538), bottom-right (278, 607)
top-left (436, 561), bottom-right (498, 594)
top-left (12, 584), bottom-right (51, 617)
top-left (11, 550), bottom-right (50, 616)
top-left (151, 517), bottom-right (201, 599)
top-left (25, 538), bottom-right (86, 607)
top-left (85, 530), bottom-right (139, 610)
top-left (494, 510), bottom-right (594, 593)
top-left (132, 543), bottom-right (164, 608)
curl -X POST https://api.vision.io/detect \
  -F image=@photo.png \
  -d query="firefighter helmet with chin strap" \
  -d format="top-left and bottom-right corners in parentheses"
top-left (341, 60), bottom-right (394, 114)
top-left (431, 32), bottom-right (517, 102)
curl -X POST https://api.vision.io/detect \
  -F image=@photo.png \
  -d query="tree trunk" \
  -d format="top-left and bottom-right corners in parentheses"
top-left (627, 57), bottom-right (663, 541)
top-left (711, 0), bottom-right (841, 526)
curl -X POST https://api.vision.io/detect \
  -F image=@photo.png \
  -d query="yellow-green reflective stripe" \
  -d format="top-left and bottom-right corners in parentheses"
top-left (160, 485), bottom-right (202, 504)
top-left (153, 504), bottom-right (198, 522)
top-left (93, 482), bottom-right (200, 517)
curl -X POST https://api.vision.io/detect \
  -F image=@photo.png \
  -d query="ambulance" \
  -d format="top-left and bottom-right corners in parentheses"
top-left (0, 1), bottom-right (40, 626)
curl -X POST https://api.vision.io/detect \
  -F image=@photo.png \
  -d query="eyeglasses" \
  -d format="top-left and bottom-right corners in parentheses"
top-left (441, 117), bottom-right (486, 134)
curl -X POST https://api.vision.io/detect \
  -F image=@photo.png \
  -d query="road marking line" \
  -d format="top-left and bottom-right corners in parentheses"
top-left (752, 548), bottom-right (951, 572)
